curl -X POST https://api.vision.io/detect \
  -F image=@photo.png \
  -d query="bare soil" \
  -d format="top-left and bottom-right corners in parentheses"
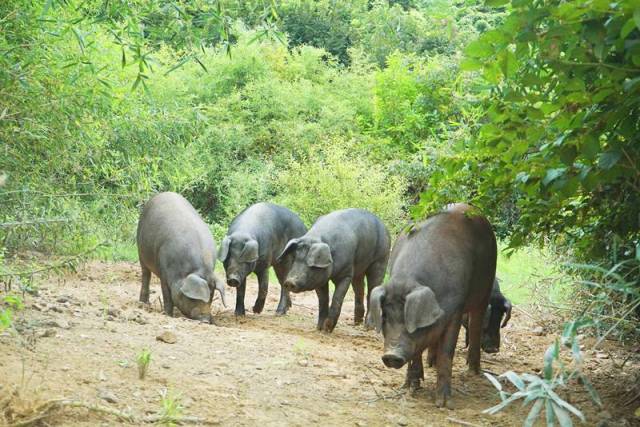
top-left (1, 261), bottom-right (639, 426)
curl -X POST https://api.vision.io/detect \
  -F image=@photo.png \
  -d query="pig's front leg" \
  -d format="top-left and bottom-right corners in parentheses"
top-left (403, 354), bottom-right (424, 391)
top-left (315, 282), bottom-right (329, 330)
top-left (323, 275), bottom-right (352, 333)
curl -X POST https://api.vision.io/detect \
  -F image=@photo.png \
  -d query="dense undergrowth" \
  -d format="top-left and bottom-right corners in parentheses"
top-left (2, 1), bottom-right (640, 424)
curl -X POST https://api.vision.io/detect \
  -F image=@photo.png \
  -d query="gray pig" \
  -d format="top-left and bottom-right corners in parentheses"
top-left (219, 202), bottom-right (307, 316)
top-left (368, 203), bottom-right (496, 408)
top-left (137, 192), bottom-right (226, 322)
top-left (279, 208), bottom-right (390, 333)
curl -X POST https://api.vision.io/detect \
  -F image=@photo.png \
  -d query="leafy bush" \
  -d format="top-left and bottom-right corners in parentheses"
top-left (352, 2), bottom-right (433, 67)
top-left (0, 3), bottom-right (393, 256)
top-left (279, 0), bottom-right (357, 65)
top-left (274, 143), bottom-right (408, 231)
top-left (417, 0), bottom-right (640, 264)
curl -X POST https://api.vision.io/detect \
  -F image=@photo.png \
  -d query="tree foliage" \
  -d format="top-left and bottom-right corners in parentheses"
top-left (417, 0), bottom-right (640, 262)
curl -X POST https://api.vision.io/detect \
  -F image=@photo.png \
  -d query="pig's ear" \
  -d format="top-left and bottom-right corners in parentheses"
top-left (219, 237), bottom-right (231, 263)
top-left (239, 239), bottom-right (259, 263)
top-left (404, 286), bottom-right (443, 334)
top-left (368, 285), bottom-right (386, 333)
top-left (181, 274), bottom-right (211, 303)
top-left (501, 299), bottom-right (512, 328)
top-left (277, 238), bottom-right (299, 262)
top-left (306, 243), bottom-right (332, 268)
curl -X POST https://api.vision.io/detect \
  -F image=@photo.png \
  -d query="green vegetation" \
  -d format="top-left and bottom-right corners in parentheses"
top-left (159, 388), bottom-right (183, 427)
top-left (1, 0), bottom-right (640, 423)
top-left (485, 321), bottom-right (601, 427)
top-left (137, 348), bottom-right (152, 380)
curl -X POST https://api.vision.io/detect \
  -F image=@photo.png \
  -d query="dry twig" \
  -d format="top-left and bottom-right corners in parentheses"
top-left (4, 398), bottom-right (210, 426)
top-left (446, 417), bottom-right (481, 427)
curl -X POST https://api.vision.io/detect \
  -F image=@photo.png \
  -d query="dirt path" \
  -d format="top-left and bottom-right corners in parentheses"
top-left (1, 261), bottom-right (637, 426)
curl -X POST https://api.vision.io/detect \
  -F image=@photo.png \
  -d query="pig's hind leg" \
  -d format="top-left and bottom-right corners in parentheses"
top-left (139, 264), bottom-right (151, 304)
top-left (352, 274), bottom-right (365, 325)
top-left (273, 263), bottom-right (292, 315)
top-left (466, 306), bottom-right (486, 374)
top-left (160, 279), bottom-right (174, 316)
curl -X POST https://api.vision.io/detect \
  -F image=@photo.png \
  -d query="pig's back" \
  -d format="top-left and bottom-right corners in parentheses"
top-left (137, 192), bottom-right (215, 278)
top-left (391, 212), bottom-right (495, 310)
top-left (310, 208), bottom-right (390, 265)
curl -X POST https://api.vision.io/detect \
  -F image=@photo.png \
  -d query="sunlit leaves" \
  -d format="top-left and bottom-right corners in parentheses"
top-left (418, 0), bottom-right (640, 262)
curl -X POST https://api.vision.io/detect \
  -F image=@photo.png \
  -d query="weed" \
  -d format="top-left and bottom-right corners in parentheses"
top-left (158, 388), bottom-right (183, 427)
top-left (0, 294), bottom-right (24, 331)
top-left (484, 320), bottom-right (601, 426)
top-left (136, 348), bottom-right (152, 380)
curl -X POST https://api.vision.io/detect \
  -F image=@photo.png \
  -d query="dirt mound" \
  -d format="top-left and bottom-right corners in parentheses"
top-left (1, 261), bottom-right (638, 426)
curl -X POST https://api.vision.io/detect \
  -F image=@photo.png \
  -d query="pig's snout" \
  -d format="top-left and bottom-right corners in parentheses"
top-left (195, 314), bottom-right (213, 324)
top-left (483, 345), bottom-right (499, 354)
top-left (382, 353), bottom-right (406, 369)
top-left (227, 275), bottom-right (240, 287)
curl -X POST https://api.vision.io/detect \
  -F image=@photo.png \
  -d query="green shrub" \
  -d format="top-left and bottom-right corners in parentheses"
top-left (274, 142), bottom-right (408, 231)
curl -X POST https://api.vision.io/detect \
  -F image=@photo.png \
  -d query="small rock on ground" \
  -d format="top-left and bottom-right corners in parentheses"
top-left (531, 326), bottom-right (544, 336)
top-left (156, 331), bottom-right (177, 344)
top-left (97, 388), bottom-right (118, 403)
top-left (45, 319), bottom-right (70, 329)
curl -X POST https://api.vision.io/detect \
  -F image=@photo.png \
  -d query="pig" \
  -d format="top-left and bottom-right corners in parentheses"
top-left (278, 208), bottom-right (390, 333)
top-left (462, 278), bottom-right (512, 353)
top-left (368, 203), bottom-right (497, 408)
top-left (219, 202), bottom-right (307, 316)
top-left (137, 192), bottom-right (226, 322)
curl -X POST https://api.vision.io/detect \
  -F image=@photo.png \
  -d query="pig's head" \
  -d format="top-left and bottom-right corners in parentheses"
top-left (172, 273), bottom-right (214, 323)
top-left (277, 237), bottom-right (332, 293)
top-left (368, 278), bottom-right (445, 369)
top-left (219, 233), bottom-right (259, 287)
top-left (481, 296), bottom-right (512, 353)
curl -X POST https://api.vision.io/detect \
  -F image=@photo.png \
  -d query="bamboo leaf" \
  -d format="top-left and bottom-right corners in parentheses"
top-left (524, 399), bottom-right (544, 427)
top-left (484, 372), bottom-right (503, 392)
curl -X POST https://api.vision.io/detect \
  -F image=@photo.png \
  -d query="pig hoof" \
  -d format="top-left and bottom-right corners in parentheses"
top-left (322, 319), bottom-right (336, 333)
top-left (402, 379), bottom-right (422, 391)
top-left (466, 367), bottom-right (481, 376)
top-left (234, 310), bottom-right (246, 317)
top-left (252, 306), bottom-right (263, 314)
top-left (275, 309), bottom-right (288, 316)
top-left (435, 395), bottom-right (453, 409)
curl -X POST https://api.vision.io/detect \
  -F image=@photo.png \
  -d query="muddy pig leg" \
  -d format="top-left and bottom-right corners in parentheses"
top-left (160, 279), bottom-right (173, 316)
top-left (253, 268), bottom-right (269, 314)
top-left (139, 264), bottom-right (151, 304)
top-left (315, 282), bottom-right (330, 330)
top-left (274, 263), bottom-right (292, 315)
top-left (435, 313), bottom-right (462, 409)
top-left (235, 277), bottom-right (247, 316)
top-left (323, 276), bottom-right (352, 333)
top-left (403, 354), bottom-right (424, 390)
top-left (467, 306), bottom-right (486, 374)
top-left (352, 274), bottom-right (365, 325)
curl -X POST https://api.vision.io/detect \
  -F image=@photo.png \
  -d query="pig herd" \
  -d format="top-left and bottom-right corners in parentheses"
top-left (136, 192), bottom-right (512, 408)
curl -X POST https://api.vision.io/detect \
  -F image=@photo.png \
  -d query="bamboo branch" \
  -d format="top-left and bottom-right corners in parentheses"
top-left (0, 219), bottom-right (72, 228)
top-left (0, 242), bottom-right (105, 278)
